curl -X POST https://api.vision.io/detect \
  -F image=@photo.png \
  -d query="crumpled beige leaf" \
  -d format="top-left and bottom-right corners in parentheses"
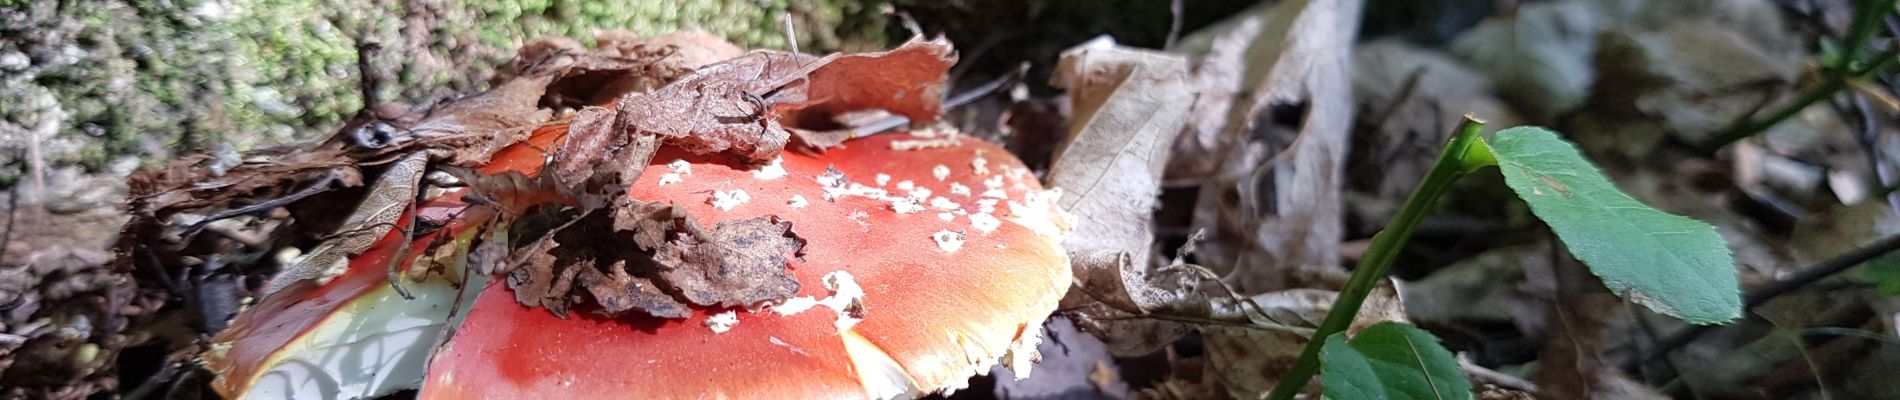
top-left (1043, 43), bottom-right (1213, 356)
top-left (1172, 0), bottom-right (1360, 294)
top-left (1047, 43), bottom-right (1192, 287)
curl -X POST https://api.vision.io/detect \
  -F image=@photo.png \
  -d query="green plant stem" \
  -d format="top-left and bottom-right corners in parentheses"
top-left (1703, 0), bottom-right (1897, 152)
top-left (1264, 116), bottom-right (1494, 400)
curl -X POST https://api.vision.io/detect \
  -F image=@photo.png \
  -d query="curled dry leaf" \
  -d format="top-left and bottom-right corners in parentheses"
top-left (1048, 44), bottom-right (1192, 267)
top-left (1043, 43), bottom-right (1212, 357)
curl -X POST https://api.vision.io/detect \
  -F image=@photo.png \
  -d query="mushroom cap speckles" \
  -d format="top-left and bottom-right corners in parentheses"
top-left (657, 173), bottom-right (684, 186)
top-left (753, 156), bottom-right (788, 180)
top-left (423, 131), bottom-right (1071, 400)
top-left (706, 310), bottom-right (740, 334)
top-left (932, 165), bottom-right (951, 181)
top-left (949, 183), bottom-right (971, 196)
top-left (969, 213), bottom-right (1001, 234)
top-left (932, 230), bottom-right (965, 252)
top-left (710, 189), bottom-right (752, 211)
top-left (929, 196), bottom-right (959, 210)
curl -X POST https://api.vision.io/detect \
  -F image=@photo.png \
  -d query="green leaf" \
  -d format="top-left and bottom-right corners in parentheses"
top-left (1486, 127), bottom-right (1742, 324)
top-left (1321, 322), bottom-right (1472, 400)
top-left (1863, 253), bottom-right (1900, 296)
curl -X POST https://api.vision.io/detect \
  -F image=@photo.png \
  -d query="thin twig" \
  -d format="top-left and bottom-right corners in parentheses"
top-left (182, 171), bottom-right (340, 243)
top-left (384, 191), bottom-right (423, 300)
top-left (1626, 234), bottom-right (1900, 371)
top-left (781, 12), bottom-right (799, 54)
top-left (0, 182), bottom-right (17, 269)
top-left (1702, 0), bottom-right (1898, 152)
top-left (1165, 0), bottom-right (1184, 50)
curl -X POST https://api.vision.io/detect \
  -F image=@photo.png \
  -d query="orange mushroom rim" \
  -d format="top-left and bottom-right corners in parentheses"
top-left (206, 120), bottom-right (1077, 399)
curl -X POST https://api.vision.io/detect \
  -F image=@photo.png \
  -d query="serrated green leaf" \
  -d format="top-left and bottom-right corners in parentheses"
top-left (1320, 322), bottom-right (1472, 400)
top-left (1486, 126), bottom-right (1741, 324)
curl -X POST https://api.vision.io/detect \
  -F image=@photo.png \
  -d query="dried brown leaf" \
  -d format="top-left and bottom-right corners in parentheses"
top-left (576, 259), bottom-right (691, 319)
top-left (595, 50), bottom-right (816, 161)
top-left (504, 206), bottom-right (695, 319)
top-left (498, 199), bottom-right (804, 319)
top-left (548, 108), bottom-right (664, 209)
top-left (262, 152), bottom-right (428, 295)
top-left (653, 216), bottom-right (805, 308)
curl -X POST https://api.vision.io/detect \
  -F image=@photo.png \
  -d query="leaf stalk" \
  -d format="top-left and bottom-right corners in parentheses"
top-left (1265, 116), bottom-right (1493, 400)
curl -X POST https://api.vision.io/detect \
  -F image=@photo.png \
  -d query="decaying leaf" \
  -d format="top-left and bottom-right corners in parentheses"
top-left (262, 152), bottom-right (428, 295)
top-left (652, 216), bottom-right (805, 308)
top-left (500, 200), bottom-right (805, 319)
top-left (1048, 44), bottom-right (1192, 269)
top-left (1172, 0), bottom-right (1361, 293)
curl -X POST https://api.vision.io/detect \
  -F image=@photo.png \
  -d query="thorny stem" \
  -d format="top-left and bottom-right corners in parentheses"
top-left (1703, 0), bottom-right (1898, 152)
top-left (1265, 116), bottom-right (1493, 400)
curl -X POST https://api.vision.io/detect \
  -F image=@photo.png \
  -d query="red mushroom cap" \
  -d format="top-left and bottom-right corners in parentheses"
top-left (420, 124), bottom-right (1072, 399)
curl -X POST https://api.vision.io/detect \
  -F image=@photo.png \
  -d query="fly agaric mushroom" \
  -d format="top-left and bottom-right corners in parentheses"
top-left (418, 123), bottom-right (1072, 399)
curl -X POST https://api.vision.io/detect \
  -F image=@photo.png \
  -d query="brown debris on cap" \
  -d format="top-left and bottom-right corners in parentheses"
top-left (655, 216), bottom-right (807, 308)
top-left (422, 129), bottom-right (1072, 399)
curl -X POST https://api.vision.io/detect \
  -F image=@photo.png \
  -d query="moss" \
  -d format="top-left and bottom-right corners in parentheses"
top-left (5, 0), bottom-right (889, 171)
